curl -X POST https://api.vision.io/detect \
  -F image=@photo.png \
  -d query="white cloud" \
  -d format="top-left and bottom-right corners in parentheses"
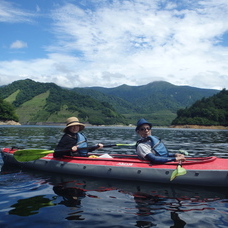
top-left (0, 0), bottom-right (228, 90)
top-left (45, 0), bottom-right (228, 89)
top-left (10, 40), bottom-right (28, 49)
top-left (0, 0), bottom-right (33, 23)
top-left (36, 5), bottom-right (41, 13)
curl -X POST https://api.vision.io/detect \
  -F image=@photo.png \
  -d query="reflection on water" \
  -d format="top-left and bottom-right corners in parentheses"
top-left (5, 171), bottom-right (227, 227)
top-left (9, 195), bottom-right (54, 216)
top-left (0, 126), bottom-right (228, 227)
top-left (53, 185), bottom-right (86, 221)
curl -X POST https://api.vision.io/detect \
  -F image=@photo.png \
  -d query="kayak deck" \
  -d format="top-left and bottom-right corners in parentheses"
top-left (2, 147), bottom-right (225, 169)
top-left (1, 148), bottom-right (228, 187)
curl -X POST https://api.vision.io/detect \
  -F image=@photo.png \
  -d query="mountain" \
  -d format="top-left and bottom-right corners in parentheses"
top-left (86, 81), bottom-right (218, 112)
top-left (172, 89), bottom-right (228, 126)
top-left (73, 88), bottom-right (138, 114)
top-left (0, 79), bottom-right (220, 126)
top-left (74, 81), bottom-right (219, 125)
top-left (0, 79), bottom-right (127, 125)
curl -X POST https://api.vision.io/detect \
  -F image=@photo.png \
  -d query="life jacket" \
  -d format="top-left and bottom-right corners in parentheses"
top-left (137, 136), bottom-right (169, 156)
top-left (76, 133), bottom-right (88, 156)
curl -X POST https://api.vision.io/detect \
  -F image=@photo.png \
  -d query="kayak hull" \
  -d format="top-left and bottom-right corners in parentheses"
top-left (1, 148), bottom-right (228, 187)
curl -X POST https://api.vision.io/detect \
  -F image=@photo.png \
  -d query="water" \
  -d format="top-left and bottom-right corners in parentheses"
top-left (0, 126), bottom-right (228, 228)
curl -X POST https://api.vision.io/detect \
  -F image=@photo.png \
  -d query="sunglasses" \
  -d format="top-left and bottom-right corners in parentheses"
top-left (139, 127), bottom-right (151, 131)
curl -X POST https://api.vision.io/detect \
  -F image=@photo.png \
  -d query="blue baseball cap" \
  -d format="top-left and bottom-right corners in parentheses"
top-left (135, 118), bottom-right (152, 131)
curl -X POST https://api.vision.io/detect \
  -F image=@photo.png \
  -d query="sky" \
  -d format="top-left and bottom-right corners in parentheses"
top-left (1, 0), bottom-right (228, 90)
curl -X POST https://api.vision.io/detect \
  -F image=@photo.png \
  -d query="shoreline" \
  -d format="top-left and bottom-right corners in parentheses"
top-left (0, 120), bottom-right (21, 125)
top-left (169, 125), bottom-right (228, 130)
top-left (1, 121), bottom-right (228, 130)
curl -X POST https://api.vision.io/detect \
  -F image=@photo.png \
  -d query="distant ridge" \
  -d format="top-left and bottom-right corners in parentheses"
top-left (74, 81), bottom-right (219, 125)
top-left (0, 79), bottom-right (220, 125)
top-left (0, 79), bottom-right (127, 125)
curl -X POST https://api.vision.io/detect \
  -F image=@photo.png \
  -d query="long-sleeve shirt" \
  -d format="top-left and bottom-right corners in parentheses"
top-left (54, 132), bottom-right (97, 158)
top-left (136, 139), bottom-right (176, 164)
top-left (54, 133), bottom-right (79, 158)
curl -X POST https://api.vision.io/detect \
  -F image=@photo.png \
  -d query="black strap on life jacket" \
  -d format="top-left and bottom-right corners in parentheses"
top-left (136, 136), bottom-right (161, 151)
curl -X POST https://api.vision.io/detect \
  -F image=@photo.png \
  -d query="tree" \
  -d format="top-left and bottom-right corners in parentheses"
top-left (0, 98), bottom-right (19, 122)
top-left (172, 89), bottom-right (228, 126)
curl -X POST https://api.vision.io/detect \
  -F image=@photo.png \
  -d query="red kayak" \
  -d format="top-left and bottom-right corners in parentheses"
top-left (1, 148), bottom-right (228, 187)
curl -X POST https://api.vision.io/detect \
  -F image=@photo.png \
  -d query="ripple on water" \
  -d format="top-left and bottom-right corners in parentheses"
top-left (0, 126), bottom-right (228, 227)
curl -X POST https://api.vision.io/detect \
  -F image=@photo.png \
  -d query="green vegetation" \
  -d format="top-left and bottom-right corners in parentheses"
top-left (0, 97), bottom-right (19, 122)
top-left (76, 81), bottom-right (218, 125)
top-left (172, 89), bottom-right (228, 126)
top-left (1, 79), bottom-right (225, 126)
top-left (0, 79), bottom-right (128, 125)
top-left (16, 91), bottom-right (50, 123)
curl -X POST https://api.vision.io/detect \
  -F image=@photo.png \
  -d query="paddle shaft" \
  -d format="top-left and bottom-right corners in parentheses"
top-left (13, 143), bottom-right (136, 162)
top-left (57, 143), bottom-right (135, 152)
top-left (74, 144), bottom-right (118, 151)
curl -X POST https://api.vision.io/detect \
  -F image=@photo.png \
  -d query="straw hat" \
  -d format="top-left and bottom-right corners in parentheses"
top-left (64, 117), bottom-right (85, 132)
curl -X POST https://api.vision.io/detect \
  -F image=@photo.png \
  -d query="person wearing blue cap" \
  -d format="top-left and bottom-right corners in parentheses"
top-left (135, 118), bottom-right (186, 164)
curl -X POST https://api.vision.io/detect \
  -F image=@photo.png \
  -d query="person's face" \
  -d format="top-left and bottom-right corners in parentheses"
top-left (68, 125), bottom-right (80, 133)
top-left (137, 124), bottom-right (151, 138)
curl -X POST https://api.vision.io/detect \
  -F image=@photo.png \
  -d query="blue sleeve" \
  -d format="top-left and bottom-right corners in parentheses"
top-left (145, 153), bottom-right (176, 164)
top-left (167, 153), bottom-right (176, 157)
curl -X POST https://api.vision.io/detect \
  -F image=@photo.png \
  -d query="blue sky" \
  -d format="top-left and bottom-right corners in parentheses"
top-left (1, 0), bottom-right (228, 90)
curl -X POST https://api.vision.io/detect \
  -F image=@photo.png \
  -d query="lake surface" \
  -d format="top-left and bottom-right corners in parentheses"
top-left (0, 126), bottom-right (228, 227)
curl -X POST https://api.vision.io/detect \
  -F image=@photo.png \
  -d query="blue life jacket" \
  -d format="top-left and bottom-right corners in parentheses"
top-left (76, 133), bottom-right (88, 156)
top-left (137, 136), bottom-right (169, 156)
top-left (148, 136), bottom-right (169, 156)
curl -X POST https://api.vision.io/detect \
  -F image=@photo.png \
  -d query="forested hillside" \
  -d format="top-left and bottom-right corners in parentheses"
top-left (75, 81), bottom-right (219, 125)
top-left (172, 89), bottom-right (228, 126)
top-left (0, 98), bottom-right (18, 122)
top-left (0, 79), bottom-right (127, 125)
top-left (88, 81), bottom-right (218, 112)
top-left (0, 79), bottom-right (222, 126)
top-left (74, 88), bottom-right (138, 114)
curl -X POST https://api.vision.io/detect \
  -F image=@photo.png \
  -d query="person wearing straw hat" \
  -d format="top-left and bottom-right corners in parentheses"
top-left (135, 118), bottom-right (186, 164)
top-left (54, 117), bottom-right (103, 158)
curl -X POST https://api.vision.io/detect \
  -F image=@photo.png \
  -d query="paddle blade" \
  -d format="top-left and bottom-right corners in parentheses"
top-left (178, 150), bottom-right (189, 156)
top-left (170, 165), bottom-right (187, 181)
top-left (170, 169), bottom-right (178, 181)
top-left (14, 149), bottom-right (53, 162)
top-left (176, 165), bottom-right (187, 176)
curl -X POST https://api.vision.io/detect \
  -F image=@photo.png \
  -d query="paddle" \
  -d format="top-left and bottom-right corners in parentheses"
top-left (169, 150), bottom-right (188, 181)
top-left (170, 161), bottom-right (187, 181)
top-left (178, 150), bottom-right (188, 156)
top-left (13, 143), bottom-right (136, 162)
